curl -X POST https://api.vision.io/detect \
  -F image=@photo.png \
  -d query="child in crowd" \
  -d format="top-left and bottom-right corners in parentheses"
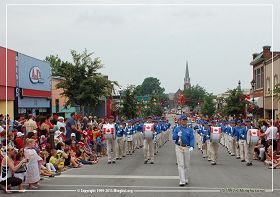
top-left (24, 138), bottom-right (43, 189)
top-left (69, 149), bottom-right (83, 168)
top-left (13, 149), bottom-right (27, 182)
top-left (49, 149), bottom-right (65, 172)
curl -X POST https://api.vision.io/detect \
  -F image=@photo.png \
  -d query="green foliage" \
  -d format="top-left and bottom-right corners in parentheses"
top-left (135, 77), bottom-right (165, 96)
top-left (120, 86), bottom-right (137, 119)
top-left (200, 94), bottom-right (216, 117)
top-left (131, 77), bottom-right (166, 117)
top-left (215, 96), bottom-right (227, 117)
top-left (183, 84), bottom-right (207, 109)
top-left (53, 49), bottom-right (115, 112)
top-left (224, 88), bottom-right (246, 116)
top-left (274, 83), bottom-right (280, 100)
top-left (141, 96), bottom-right (163, 117)
top-left (45, 55), bottom-right (63, 76)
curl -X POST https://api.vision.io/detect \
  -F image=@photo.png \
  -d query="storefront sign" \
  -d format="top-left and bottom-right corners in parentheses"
top-left (30, 66), bottom-right (44, 84)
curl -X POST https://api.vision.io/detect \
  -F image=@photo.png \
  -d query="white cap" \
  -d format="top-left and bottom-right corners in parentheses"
top-left (55, 130), bottom-right (62, 137)
top-left (58, 116), bottom-right (64, 120)
top-left (33, 130), bottom-right (37, 134)
top-left (17, 132), bottom-right (24, 137)
top-left (71, 133), bottom-right (76, 137)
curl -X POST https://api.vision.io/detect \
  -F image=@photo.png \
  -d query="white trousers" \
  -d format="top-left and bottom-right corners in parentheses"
top-left (245, 143), bottom-right (255, 163)
top-left (106, 139), bottom-right (116, 162)
top-left (239, 140), bottom-right (246, 160)
top-left (175, 145), bottom-right (190, 184)
top-left (210, 142), bottom-right (219, 162)
top-left (143, 139), bottom-right (154, 162)
top-left (115, 137), bottom-right (123, 159)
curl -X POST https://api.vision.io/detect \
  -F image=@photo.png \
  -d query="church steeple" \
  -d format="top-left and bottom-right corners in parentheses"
top-left (184, 60), bottom-right (191, 90)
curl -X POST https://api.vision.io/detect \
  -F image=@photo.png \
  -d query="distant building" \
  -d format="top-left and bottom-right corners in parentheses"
top-left (250, 45), bottom-right (280, 119)
top-left (51, 77), bottom-right (77, 118)
top-left (184, 61), bottom-right (191, 90)
top-left (168, 93), bottom-right (175, 108)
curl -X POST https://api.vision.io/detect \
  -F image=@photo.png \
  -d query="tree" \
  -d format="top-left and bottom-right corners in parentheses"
top-left (200, 94), bottom-right (216, 117)
top-left (45, 55), bottom-right (63, 76)
top-left (120, 86), bottom-right (137, 119)
top-left (183, 84), bottom-right (207, 110)
top-left (224, 88), bottom-right (246, 116)
top-left (215, 96), bottom-right (227, 117)
top-left (142, 96), bottom-right (163, 117)
top-left (274, 83), bottom-right (280, 100)
top-left (55, 49), bottom-right (116, 114)
top-left (136, 77), bottom-right (165, 96)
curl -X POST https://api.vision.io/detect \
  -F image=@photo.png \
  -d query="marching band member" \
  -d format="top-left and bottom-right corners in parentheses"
top-left (115, 121), bottom-right (125, 160)
top-left (238, 121), bottom-right (248, 162)
top-left (103, 116), bottom-right (117, 164)
top-left (126, 120), bottom-right (134, 155)
top-left (209, 120), bottom-right (220, 165)
top-left (143, 116), bottom-right (155, 164)
top-left (134, 120), bottom-right (142, 149)
top-left (121, 122), bottom-right (127, 157)
top-left (227, 121), bottom-right (236, 156)
top-left (243, 120), bottom-right (255, 166)
top-left (201, 122), bottom-right (211, 159)
top-left (234, 121), bottom-right (241, 159)
top-left (173, 114), bottom-right (195, 186)
top-left (153, 120), bottom-right (161, 155)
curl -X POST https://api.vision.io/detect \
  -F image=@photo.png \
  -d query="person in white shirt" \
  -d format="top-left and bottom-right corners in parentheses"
top-left (264, 121), bottom-right (278, 141)
top-left (24, 114), bottom-right (37, 134)
top-left (57, 117), bottom-right (66, 134)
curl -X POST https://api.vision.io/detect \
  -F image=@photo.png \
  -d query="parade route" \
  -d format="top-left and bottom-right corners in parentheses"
top-left (6, 122), bottom-right (280, 197)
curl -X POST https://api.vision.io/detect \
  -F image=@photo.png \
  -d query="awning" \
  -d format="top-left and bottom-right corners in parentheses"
top-left (248, 97), bottom-right (263, 108)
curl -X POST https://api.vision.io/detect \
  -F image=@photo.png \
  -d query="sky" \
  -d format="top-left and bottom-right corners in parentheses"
top-left (0, 0), bottom-right (279, 95)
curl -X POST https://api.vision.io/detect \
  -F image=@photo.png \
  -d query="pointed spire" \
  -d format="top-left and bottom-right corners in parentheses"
top-left (184, 60), bottom-right (191, 90)
top-left (186, 61), bottom-right (189, 80)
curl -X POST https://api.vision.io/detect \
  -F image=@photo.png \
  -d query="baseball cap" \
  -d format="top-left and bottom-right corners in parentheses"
top-left (55, 130), bottom-right (62, 137)
top-left (17, 132), bottom-right (24, 137)
top-left (180, 115), bottom-right (188, 120)
top-left (71, 133), bottom-right (76, 137)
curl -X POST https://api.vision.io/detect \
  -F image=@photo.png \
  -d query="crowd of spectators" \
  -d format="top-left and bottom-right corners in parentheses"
top-left (0, 112), bottom-right (106, 193)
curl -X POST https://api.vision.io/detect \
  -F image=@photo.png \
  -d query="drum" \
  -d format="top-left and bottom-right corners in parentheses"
top-left (127, 135), bottom-right (133, 142)
top-left (210, 127), bottom-right (221, 143)
top-left (143, 123), bottom-right (154, 139)
top-left (246, 129), bottom-right (259, 145)
top-left (103, 124), bottom-right (115, 140)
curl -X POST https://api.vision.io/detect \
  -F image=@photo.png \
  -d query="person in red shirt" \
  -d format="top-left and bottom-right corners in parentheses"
top-left (46, 115), bottom-right (54, 129)
top-left (14, 132), bottom-right (25, 150)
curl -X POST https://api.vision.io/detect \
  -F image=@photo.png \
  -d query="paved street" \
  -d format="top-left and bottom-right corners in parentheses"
top-left (3, 116), bottom-right (279, 197)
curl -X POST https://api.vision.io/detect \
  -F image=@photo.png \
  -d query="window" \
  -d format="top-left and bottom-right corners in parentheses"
top-left (266, 77), bottom-right (270, 94)
top-left (254, 67), bottom-right (264, 89)
top-left (274, 74), bottom-right (279, 87)
top-left (261, 67), bottom-right (264, 88)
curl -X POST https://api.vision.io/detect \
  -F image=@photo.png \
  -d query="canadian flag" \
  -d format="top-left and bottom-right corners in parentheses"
top-left (211, 127), bottom-right (221, 134)
top-left (249, 129), bottom-right (259, 137)
top-left (144, 123), bottom-right (154, 132)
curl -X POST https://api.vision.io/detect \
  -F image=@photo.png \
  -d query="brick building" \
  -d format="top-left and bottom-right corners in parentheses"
top-left (250, 46), bottom-right (280, 119)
